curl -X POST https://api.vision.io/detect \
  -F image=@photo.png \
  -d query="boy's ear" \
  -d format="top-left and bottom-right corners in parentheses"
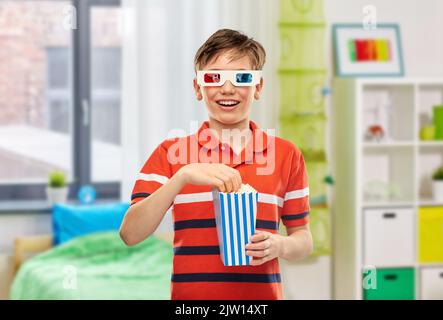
top-left (193, 78), bottom-right (203, 101)
top-left (254, 77), bottom-right (264, 100)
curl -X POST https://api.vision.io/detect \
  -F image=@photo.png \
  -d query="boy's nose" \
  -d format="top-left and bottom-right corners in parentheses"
top-left (221, 80), bottom-right (236, 94)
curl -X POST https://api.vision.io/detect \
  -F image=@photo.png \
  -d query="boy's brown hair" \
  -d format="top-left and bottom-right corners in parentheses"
top-left (194, 29), bottom-right (266, 71)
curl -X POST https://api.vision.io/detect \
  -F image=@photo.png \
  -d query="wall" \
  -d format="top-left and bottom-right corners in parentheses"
top-left (324, 0), bottom-right (443, 78)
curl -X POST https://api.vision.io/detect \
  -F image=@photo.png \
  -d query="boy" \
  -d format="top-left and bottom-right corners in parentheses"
top-left (119, 29), bottom-right (313, 300)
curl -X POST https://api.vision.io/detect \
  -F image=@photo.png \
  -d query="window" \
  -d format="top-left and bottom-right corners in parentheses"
top-left (91, 47), bottom-right (121, 144)
top-left (91, 6), bottom-right (122, 182)
top-left (0, 0), bottom-right (122, 201)
top-left (0, 1), bottom-right (73, 185)
top-left (46, 47), bottom-right (71, 134)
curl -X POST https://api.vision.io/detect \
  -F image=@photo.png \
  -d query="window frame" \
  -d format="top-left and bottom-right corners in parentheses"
top-left (0, 0), bottom-right (122, 202)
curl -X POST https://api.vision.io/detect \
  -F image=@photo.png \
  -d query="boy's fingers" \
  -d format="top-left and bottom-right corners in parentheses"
top-left (230, 174), bottom-right (240, 192)
top-left (214, 166), bottom-right (242, 193)
top-left (233, 171), bottom-right (242, 191)
top-left (214, 172), bottom-right (232, 193)
top-left (222, 168), bottom-right (237, 190)
top-left (212, 177), bottom-right (225, 192)
top-left (211, 175), bottom-right (226, 192)
top-left (246, 240), bottom-right (269, 250)
top-left (224, 168), bottom-right (241, 192)
top-left (222, 176), bottom-right (233, 193)
top-left (250, 232), bottom-right (268, 242)
top-left (222, 170), bottom-right (237, 193)
top-left (246, 249), bottom-right (269, 258)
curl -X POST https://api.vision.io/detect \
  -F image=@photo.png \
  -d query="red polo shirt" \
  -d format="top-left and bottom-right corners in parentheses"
top-left (130, 120), bottom-right (310, 300)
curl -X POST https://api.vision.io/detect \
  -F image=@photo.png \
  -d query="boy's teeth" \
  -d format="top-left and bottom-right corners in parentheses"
top-left (218, 101), bottom-right (238, 106)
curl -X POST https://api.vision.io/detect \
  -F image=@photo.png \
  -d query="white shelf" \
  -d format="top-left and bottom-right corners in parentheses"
top-left (363, 201), bottom-right (415, 208)
top-left (333, 77), bottom-right (443, 300)
top-left (418, 198), bottom-right (443, 207)
top-left (361, 141), bottom-right (443, 149)
top-left (418, 141), bottom-right (443, 147)
top-left (418, 262), bottom-right (443, 267)
top-left (363, 141), bottom-right (415, 148)
top-left (355, 78), bottom-right (443, 86)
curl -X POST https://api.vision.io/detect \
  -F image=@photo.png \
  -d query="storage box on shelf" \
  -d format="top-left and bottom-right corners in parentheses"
top-left (333, 78), bottom-right (443, 300)
top-left (363, 268), bottom-right (415, 300)
top-left (364, 208), bottom-right (415, 267)
top-left (420, 267), bottom-right (443, 300)
top-left (418, 207), bottom-right (443, 263)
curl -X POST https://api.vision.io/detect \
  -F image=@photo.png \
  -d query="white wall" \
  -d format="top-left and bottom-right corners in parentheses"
top-left (324, 0), bottom-right (443, 78)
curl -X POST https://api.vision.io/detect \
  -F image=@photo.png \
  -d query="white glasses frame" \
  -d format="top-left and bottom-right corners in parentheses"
top-left (196, 70), bottom-right (262, 87)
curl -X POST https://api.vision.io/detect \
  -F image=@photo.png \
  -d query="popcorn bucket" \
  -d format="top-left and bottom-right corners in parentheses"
top-left (212, 184), bottom-right (258, 266)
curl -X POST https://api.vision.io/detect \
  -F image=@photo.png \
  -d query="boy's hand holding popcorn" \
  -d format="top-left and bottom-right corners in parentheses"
top-left (178, 163), bottom-right (242, 193)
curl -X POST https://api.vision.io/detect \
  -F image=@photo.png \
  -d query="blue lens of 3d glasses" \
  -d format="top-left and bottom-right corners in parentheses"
top-left (236, 73), bottom-right (253, 84)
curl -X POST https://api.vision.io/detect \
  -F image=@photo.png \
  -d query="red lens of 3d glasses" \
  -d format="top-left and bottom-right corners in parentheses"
top-left (204, 73), bottom-right (221, 83)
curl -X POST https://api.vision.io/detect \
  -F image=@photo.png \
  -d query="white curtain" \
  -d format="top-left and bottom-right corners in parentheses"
top-left (120, 0), bottom-right (280, 230)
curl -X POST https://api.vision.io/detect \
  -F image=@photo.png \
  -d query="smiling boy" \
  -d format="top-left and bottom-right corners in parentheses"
top-left (119, 29), bottom-right (313, 300)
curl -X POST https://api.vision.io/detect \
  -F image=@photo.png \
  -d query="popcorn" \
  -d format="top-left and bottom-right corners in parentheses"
top-left (234, 183), bottom-right (256, 194)
top-left (212, 184), bottom-right (258, 266)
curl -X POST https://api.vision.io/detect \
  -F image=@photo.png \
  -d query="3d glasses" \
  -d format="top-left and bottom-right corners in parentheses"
top-left (196, 70), bottom-right (262, 87)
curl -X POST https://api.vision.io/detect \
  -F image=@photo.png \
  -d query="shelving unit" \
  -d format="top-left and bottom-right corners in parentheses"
top-left (332, 78), bottom-right (443, 300)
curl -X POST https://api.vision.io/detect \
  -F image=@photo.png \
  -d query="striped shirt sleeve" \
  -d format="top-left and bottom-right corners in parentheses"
top-left (281, 147), bottom-right (310, 228)
top-left (130, 142), bottom-right (171, 206)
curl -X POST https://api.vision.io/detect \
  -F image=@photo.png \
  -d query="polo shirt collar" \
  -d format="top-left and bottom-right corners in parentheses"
top-left (196, 120), bottom-right (270, 154)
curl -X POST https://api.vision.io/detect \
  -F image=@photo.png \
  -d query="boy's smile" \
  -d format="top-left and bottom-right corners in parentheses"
top-left (193, 50), bottom-right (263, 126)
top-left (216, 98), bottom-right (240, 110)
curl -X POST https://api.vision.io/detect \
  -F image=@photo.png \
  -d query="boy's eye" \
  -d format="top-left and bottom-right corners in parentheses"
top-left (236, 73), bottom-right (253, 83)
top-left (204, 73), bottom-right (220, 83)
